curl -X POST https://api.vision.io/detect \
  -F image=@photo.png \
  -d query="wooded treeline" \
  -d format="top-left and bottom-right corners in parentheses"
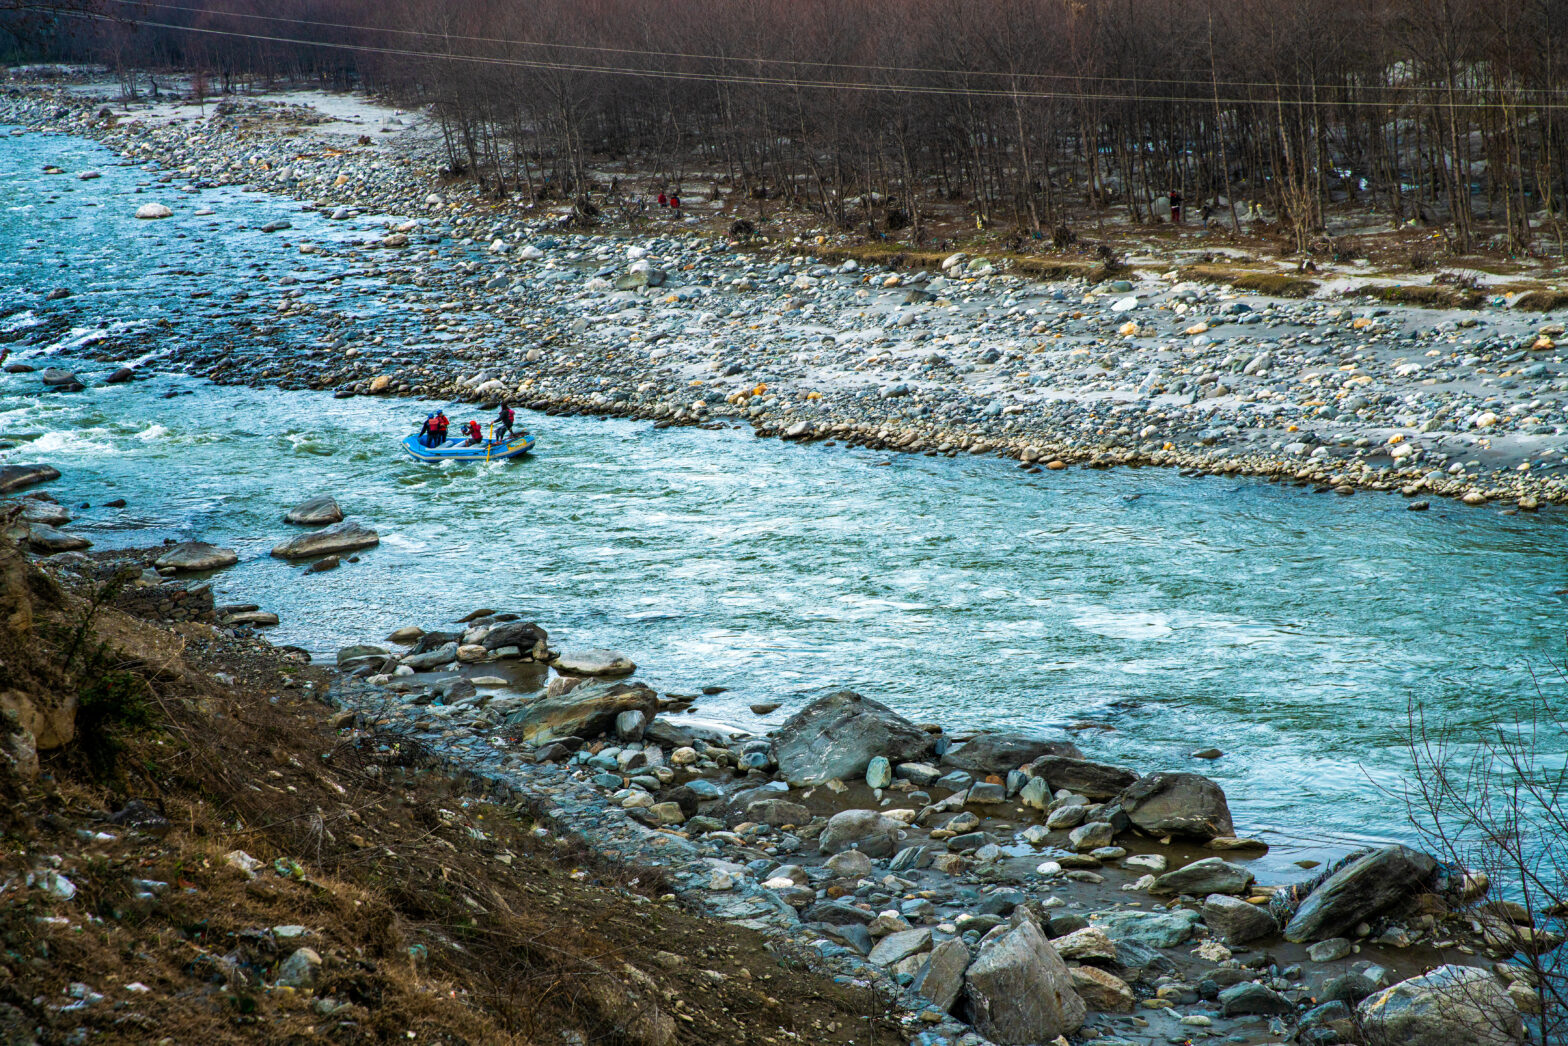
top-left (17, 0), bottom-right (1568, 252)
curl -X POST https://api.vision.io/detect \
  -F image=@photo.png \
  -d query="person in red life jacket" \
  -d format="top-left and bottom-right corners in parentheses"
top-left (433, 410), bottom-right (450, 445)
top-left (495, 401), bottom-right (518, 440)
top-left (657, 191), bottom-right (668, 208)
top-left (669, 193), bottom-right (680, 217)
top-left (462, 419), bottom-right (483, 446)
top-left (419, 410), bottom-right (450, 447)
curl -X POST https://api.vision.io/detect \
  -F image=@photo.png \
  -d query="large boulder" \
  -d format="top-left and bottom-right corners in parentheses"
top-left (26, 524), bottom-right (89, 553)
top-left (1118, 772), bottom-right (1234, 840)
top-left (504, 680), bottom-right (658, 744)
top-left (1358, 965), bottom-right (1524, 1046)
top-left (744, 799), bottom-right (812, 828)
top-left (153, 541), bottom-right (238, 573)
top-left (911, 938), bottom-right (969, 1012)
top-left (0, 688), bottom-right (75, 750)
top-left (0, 465), bottom-right (59, 494)
top-left (481, 621), bottom-right (549, 659)
top-left (1023, 755), bottom-right (1138, 799)
top-left (772, 691), bottom-right (931, 786)
top-left (963, 918), bottom-right (1086, 1044)
top-left (818, 809), bottom-right (905, 858)
top-left (940, 733), bottom-right (1081, 774)
top-left (284, 495), bottom-right (344, 525)
top-left (1283, 845), bottom-right (1437, 943)
top-left (1201, 894), bottom-right (1278, 945)
top-left (1089, 909), bottom-right (1202, 949)
top-left (271, 520), bottom-right (379, 559)
top-left (1151, 857), bottom-right (1254, 897)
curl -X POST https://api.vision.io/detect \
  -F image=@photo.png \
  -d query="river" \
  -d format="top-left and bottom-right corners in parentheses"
top-left (5, 125), bottom-right (1566, 873)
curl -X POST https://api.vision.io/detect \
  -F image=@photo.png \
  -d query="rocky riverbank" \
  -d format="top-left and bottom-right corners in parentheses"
top-left (6, 461), bottom-right (1558, 1045)
top-left (4, 82), bottom-right (1568, 511)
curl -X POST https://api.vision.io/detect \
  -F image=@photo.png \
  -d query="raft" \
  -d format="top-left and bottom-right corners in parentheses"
top-left (402, 432), bottom-right (535, 463)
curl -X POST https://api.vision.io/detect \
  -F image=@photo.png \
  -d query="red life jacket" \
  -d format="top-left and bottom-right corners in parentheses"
top-left (467, 421), bottom-right (481, 440)
top-left (657, 193), bottom-right (667, 206)
top-left (669, 195), bottom-right (680, 209)
top-left (434, 416), bottom-right (448, 436)
top-left (501, 406), bottom-right (514, 425)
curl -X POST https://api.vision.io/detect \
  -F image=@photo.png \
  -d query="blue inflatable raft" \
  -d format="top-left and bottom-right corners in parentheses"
top-left (402, 432), bottom-right (535, 463)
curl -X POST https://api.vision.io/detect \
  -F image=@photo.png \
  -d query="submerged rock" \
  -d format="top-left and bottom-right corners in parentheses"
top-left (154, 541), bottom-right (238, 572)
top-left (270, 520), bottom-right (379, 559)
top-left (772, 690), bottom-right (932, 786)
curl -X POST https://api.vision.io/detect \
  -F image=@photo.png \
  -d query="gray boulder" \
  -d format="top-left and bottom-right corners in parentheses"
top-left (1151, 857), bottom-right (1254, 897)
top-left (274, 947), bottom-right (322, 989)
top-left (940, 733), bottom-right (1081, 774)
top-left (40, 367), bottom-right (82, 389)
top-left (818, 809), bottom-right (904, 858)
top-left (481, 621), bottom-right (549, 659)
top-left (401, 642), bottom-right (458, 670)
top-left (1201, 894), bottom-right (1278, 945)
top-left (1023, 755), bottom-right (1138, 799)
top-left (911, 938), bottom-right (969, 1012)
top-left (552, 649), bottom-right (636, 676)
top-left (271, 520), bottom-right (379, 559)
top-left (0, 465), bottom-right (59, 494)
top-left (1090, 909), bottom-right (1202, 949)
top-left (745, 799), bottom-right (812, 828)
top-left (26, 524), bottom-right (89, 553)
top-left (963, 918), bottom-right (1086, 1044)
top-left (772, 691), bottom-right (931, 786)
top-left (1219, 981), bottom-right (1294, 1017)
top-left (1284, 845), bottom-right (1437, 942)
top-left (153, 541), bottom-right (238, 572)
top-left (284, 495), bottom-right (344, 525)
top-left (1358, 965), bottom-right (1524, 1046)
top-left (504, 680), bottom-right (658, 744)
top-left (1118, 772), bottom-right (1234, 840)
top-left (869, 927), bottom-right (931, 966)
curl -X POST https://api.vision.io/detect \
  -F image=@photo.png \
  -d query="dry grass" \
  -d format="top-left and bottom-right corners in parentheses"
top-left (1362, 284), bottom-right (1485, 309)
top-left (0, 544), bottom-right (900, 1045)
top-left (1512, 289), bottom-right (1568, 312)
top-left (1180, 264), bottom-right (1319, 298)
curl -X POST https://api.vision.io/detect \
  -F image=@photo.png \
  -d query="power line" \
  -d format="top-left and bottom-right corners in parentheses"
top-left (98, 0), bottom-right (1568, 101)
top-left (79, 11), bottom-right (1568, 111)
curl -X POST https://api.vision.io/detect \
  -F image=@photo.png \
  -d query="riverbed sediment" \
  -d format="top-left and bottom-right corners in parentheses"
top-left (4, 81), bottom-right (1568, 511)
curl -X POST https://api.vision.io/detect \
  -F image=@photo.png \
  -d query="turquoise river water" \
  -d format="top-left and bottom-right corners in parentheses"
top-left (3, 126), bottom-right (1566, 870)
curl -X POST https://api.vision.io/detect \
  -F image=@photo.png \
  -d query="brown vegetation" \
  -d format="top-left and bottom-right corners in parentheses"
top-left (0, 543), bottom-right (898, 1044)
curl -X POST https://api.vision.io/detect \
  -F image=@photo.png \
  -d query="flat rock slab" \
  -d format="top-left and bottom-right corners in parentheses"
top-left (26, 523), bottom-right (90, 553)
top-left (0, 465), bottom-right (60, 494)
top-left (284, 495), bottom-right (345, 525)
top-left (154, 541), bottom-right (238, 572)
top-left (19, 501), bottom-right (70, 526)
top-left (224, 611), bottom-right (279, 627)
top-left (551, 649), bottom-right (636, 676)
top-left (503, 680), bottom-right (658, 743)
top-left (271, 520), bottom-right (378, 560)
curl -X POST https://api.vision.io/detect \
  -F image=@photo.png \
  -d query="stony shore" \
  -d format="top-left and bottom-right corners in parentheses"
top-left (3, 83), bottom-right (1568, 511)
top-left (5, 463), bottom-right (1546, 1046)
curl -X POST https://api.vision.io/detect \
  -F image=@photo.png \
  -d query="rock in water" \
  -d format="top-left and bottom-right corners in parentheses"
top-left (0, 465), bottom-right (59, 494)
top-left (1118, 772), bottom-right (1234, 839)
top-left (1283, 845), bottom-right (1437, 943)
top-left (552, 649), bottom-right (636, 676)
top-left (103, 367), bottom-right (134, 384)
top-left (284, 495), bottom-right (344, 525)
top-left (135, 203), bottom-right (173, 219)
top-left (1022, 755), bottom-right (1138, 799)
top-left (40, 367), bottom-right (82, 389)
top-left (153, 541), bottom-right (238, 572)
top-left (1358, 965), bottom-right (1524, 1046)
top-left (940, 732), bottom-right (1081, 774)
top-left (25, 524), bottom-right (89, 553)
top-left (771, 690), bottom-right (932, 786)
top-left (503, 680), bottom-right (658, 743)
top-left (270, 520), bottom-right (379, 559)
top-left (480, 621), bottom-right (549, 659)
top-left (963, 918), bottom-right (1086, 1043)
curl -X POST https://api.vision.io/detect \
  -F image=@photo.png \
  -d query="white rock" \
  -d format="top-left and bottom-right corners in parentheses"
top-left (135, 203), bottom-right (172, 219)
